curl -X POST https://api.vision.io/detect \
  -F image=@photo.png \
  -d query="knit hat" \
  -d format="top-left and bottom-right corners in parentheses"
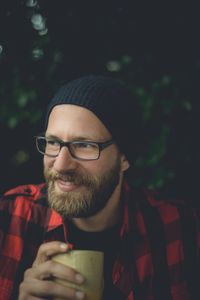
top-left (45, 75), bottom-right (141, 165)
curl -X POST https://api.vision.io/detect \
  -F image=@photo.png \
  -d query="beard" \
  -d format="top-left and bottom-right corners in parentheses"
top-left (44, 158), bottom-right (121, 219)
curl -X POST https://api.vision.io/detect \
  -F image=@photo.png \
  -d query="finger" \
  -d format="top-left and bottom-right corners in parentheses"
top-left (20, 297), bottom-right (44, 300)
top-left (33, 241), bottom-right (72, 266)
top-left (26, 260), bottom-right (85, 284)
top-left (20, 278), bottom-right (85, 300)
top-left (18, 292), bottom-right (45, 300)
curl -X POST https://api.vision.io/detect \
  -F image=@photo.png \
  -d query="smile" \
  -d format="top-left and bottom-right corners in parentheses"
top-left (55, 179), bottom-right (79, 192)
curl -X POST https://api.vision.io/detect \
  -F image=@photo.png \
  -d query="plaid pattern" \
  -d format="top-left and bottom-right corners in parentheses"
top-left (0, 182), bottom-right (199, 300)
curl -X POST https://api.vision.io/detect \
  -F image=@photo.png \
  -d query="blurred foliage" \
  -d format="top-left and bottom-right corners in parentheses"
top-left (0, 1), bottom-right (199, 205)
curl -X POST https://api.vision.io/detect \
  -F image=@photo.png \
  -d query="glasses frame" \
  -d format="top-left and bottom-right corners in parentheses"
top-left (35, 136), bottom-right (115, 161)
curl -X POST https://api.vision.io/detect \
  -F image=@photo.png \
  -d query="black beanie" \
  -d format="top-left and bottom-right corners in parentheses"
top-left (45, 75), bottom-right (141, 165)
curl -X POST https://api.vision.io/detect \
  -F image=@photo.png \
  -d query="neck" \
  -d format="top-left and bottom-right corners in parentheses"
top-left (72, 177), bottom-right (124, 232)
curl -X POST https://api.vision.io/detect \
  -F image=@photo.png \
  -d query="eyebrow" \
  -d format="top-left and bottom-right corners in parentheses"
top-left (45, 133), bottom-right (100, 142)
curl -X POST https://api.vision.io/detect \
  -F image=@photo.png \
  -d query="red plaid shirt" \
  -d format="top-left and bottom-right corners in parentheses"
top-left (0, 182), bottom-right (199, 300)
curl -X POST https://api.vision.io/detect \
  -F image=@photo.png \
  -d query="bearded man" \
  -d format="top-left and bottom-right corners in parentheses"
top-left (0, 75), bottom-right (199, 300)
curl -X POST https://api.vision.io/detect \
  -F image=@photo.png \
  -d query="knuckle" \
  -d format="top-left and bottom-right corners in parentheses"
top-left (37, 242), bottom-right (48, 254)
top-left (23, 267), bottom-right (32, 278)
top-left (38, 241), bottom-right (63, 256)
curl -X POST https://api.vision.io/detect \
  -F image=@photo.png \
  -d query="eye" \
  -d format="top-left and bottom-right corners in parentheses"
top-left (46, 139), bottom-right (60, 147)
top-left (74, 142), bottom-right (98, 149)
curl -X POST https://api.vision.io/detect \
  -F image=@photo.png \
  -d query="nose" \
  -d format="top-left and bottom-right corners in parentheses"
top-left (53, 147), bottom-right (78, 173)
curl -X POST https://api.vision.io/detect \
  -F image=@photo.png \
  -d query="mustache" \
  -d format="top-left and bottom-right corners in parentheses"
top-left (45, 169), bottom-right (95, 187)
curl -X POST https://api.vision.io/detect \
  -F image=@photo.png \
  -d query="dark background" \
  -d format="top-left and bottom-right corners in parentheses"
top-left (0, 1), bottom-right (199, 206)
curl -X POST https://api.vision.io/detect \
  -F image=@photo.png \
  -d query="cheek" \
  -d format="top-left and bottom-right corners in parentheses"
top-left (43, 156), bottom-right (54, 169)
top-left (87, 153), bottom-right (120, 175)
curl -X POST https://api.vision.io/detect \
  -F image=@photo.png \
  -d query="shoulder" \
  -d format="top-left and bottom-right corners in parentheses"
top-left (143, 189), bottom-right (198, 211)
top-left (127, 187), bottom-right (200, 246)
top-left (0, 183), bottom-right (47, 213)
top-left (135, 188), bottom-right (200, 225)
top-left (130, 186), bottom-right (196, 209)
top-left (125, 181), bottom-right (199, 222)
top-left (2, 183), bottom-right (46, 199)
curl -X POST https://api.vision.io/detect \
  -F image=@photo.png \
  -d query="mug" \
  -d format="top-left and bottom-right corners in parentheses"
top-left (52, 250), bottom-right (104, 300)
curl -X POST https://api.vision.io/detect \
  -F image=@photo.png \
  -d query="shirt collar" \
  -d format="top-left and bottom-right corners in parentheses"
top-left (46, 210), bottom-right (63, 232)
top-left (119, 180), bottom-right (131, 237)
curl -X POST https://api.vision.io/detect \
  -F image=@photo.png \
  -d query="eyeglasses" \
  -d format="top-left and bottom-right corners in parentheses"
top-left (35, 136), bottom-right (115, 161)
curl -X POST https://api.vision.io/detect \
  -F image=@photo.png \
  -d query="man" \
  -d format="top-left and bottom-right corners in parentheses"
top-left (0, 75), bottom-right (199, 300)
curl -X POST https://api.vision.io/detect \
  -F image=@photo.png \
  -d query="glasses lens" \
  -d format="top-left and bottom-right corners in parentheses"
top-left (36, 137), bottom-right (60, 156)
top-left (70, 141), bottom-right (99, 159)
top-left (36, 137), bottom-right (46, 154)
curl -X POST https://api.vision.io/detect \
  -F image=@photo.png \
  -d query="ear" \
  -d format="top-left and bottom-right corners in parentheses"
top-left (120, 154), bottom-right (130, 172)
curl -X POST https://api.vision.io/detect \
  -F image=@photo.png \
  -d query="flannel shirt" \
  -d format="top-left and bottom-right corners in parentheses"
top-left (0, 182), bottom-right (199, 300)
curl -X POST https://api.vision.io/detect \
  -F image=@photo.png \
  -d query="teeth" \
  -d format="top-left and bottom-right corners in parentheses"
top-left (60, 180), bottom-right (75, 185)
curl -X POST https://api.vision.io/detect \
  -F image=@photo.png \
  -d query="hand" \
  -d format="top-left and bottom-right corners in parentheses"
top-left (18, 241), bottom-right (85, 300)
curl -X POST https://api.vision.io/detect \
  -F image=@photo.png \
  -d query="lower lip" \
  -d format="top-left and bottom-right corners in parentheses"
top-left (56, 180), bottom-right (80, 192)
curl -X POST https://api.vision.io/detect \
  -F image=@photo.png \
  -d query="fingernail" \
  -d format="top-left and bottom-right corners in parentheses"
top-left (60, 243), bottom-right (68, 250)
top-left (75, 290), bottom-right (85, 299)
top-left (75, 274), bottom-right (84, 283)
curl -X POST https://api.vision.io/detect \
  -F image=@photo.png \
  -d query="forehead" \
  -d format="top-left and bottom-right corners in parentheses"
top-left (46, 104), bottom-right (111, 139)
